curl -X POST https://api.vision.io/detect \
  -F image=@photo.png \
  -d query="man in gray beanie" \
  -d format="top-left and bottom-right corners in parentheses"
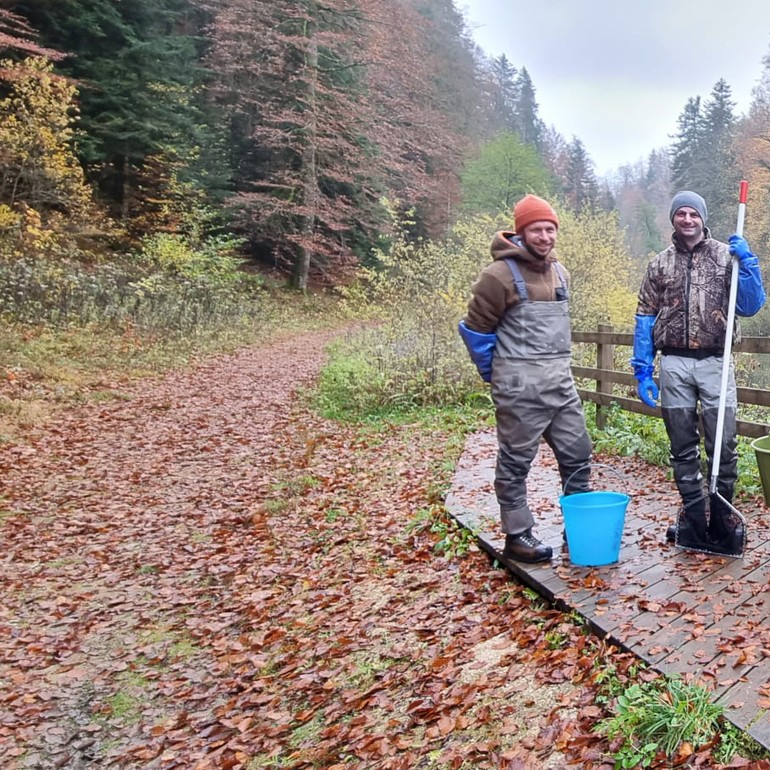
top-left (631, 190), bottom-right (766, 554)
top-left (669, 191), bottom-right (708, 224)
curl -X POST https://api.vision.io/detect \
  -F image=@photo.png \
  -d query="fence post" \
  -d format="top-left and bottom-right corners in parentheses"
top-left (595, 323), bottom-right (614, 430)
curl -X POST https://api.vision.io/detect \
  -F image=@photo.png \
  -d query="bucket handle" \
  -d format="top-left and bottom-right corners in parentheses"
top-left (562, 462), bottom-right (629, 497)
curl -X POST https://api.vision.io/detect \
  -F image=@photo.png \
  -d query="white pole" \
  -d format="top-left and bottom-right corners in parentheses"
top-left (709, 180), bottom-right (748, 495)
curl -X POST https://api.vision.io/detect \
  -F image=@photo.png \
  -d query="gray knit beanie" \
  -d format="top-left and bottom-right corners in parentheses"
top-left (669, 191), bottom-right (708, 224)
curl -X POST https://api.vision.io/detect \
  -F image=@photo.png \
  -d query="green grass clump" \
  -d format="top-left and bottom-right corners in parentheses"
top-left (597, 676), bottom-right (722, 768)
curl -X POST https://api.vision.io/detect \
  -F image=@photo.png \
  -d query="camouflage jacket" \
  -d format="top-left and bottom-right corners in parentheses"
top-left (636, 230), bottom-right (739, 352)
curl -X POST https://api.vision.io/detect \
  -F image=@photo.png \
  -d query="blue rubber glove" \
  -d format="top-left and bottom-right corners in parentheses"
top-left (729, 234), bottom-right (767, 316)
top-left (630, 314), bottom-right (659, 408)
top-left (458, 320), bottom-right (496, 382)
top-left (637, 376), bottom-right (659, 408)
top-left (729, 234), bottom-right (754, 263)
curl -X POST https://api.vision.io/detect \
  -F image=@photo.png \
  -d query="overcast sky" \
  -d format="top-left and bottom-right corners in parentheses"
top-left (460, 1), bottom-right (770, 177)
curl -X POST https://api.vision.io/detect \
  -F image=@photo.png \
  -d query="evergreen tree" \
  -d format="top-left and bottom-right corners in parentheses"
top-left (488, 54), bottom-right (518, 133)
top-left (513, 67), bottom-right (543, 147)
top-left (538, 125), bottom-right (569, 193)
top-left (670, 82), bottom-right (737, 236)
top-left (670, 96), bottom-right (704, 192)
top-left (700, 79), bottom-right (739, 236)
top-left (563, 137), bottom-right (598, 212)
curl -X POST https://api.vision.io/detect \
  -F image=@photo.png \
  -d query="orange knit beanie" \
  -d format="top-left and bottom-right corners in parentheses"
top-left (513, 194), bottom-right (559, 232)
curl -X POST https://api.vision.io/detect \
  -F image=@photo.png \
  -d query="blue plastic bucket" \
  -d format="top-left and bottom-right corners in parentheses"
top-left (559, 490), bottom-right (629, 566)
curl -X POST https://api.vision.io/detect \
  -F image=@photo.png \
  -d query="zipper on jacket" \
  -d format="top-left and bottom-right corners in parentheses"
top-left (684, 251), bottom-right (693, 348)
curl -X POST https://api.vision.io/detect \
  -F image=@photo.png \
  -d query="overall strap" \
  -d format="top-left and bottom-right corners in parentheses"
top-left (505, 258), bottom-right (569, 301)
top-left (553, 262), bottom-right (569, 301)
top-left (504, 258), bottom-right (528, 301)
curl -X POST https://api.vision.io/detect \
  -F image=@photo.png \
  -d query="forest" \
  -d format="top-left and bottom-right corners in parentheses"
top-left (1, 0), bottom-right (770, 310)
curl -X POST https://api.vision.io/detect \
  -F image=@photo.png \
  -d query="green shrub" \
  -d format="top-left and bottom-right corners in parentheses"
top-left (318, 209), bottom-right (506, 416)
top-left (597, 676), bottom-right (723, 768)
top-left (584, 402), bottom-right (671, 468)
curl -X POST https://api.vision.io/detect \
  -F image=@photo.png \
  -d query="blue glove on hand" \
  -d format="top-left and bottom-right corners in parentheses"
top-left (637, 376), bottom-right (659, 408)
top-left (458, 321), bottom-right (496, 383)
top-left (729, 234), bottom-right (756, 264)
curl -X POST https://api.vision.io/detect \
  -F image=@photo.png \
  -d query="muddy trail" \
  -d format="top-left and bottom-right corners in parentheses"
top-left (2, 330), bottom-right (644, 769)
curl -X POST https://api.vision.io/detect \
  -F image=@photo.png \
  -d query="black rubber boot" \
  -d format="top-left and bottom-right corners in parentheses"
top-left (675, 497), bottom-right (710, 551)
top-left (503, 529), bottom-right (553, 564)
top-left (707, 493), bottom-right (745, 556)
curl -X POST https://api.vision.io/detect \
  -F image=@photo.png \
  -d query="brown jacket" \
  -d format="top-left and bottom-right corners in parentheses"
top-left (464, 231), bottom-right (570, 334)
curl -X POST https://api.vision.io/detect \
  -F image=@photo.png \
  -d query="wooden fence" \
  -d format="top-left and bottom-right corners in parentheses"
top-left (573, 324), bottom-right (770, 438)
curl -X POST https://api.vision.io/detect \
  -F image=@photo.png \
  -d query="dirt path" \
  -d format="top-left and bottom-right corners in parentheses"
top-left (1, 330), bottom-right (624, 769)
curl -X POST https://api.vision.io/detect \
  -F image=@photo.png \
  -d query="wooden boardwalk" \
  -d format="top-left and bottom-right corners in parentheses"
top-left (446, 429), bottom-right (770, 748)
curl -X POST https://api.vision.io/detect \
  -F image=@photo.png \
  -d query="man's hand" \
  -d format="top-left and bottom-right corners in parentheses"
top-left (729, 234), bottom-right (755, 263)
top-left (636, 376), bottom-right (659, 408)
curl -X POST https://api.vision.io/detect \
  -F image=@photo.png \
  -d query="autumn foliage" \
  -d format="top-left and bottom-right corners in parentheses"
top-left (0, 58), bottom-right (104, 258)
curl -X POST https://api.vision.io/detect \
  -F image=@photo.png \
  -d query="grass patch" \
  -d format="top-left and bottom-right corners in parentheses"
top-left (324, 507), bottom-right (346, 523)
top-left (406, 506), bottom-right (479, 558)
top-left (714, 720), bottom-right (770, 764)
top-left (312, 332), bottom-right (490, 424)
top-left (597, 675), bottom-right (723, 768)
top-left (103, 671), bottom-right (152, 726)
top-left (168, 639), bottom-right (200, 659)
top-left (345, 650), bottom-right (403, 689)
top-left (264, 499), bottom-right (289, 514)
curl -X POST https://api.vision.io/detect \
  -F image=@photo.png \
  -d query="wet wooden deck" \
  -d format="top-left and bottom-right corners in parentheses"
top-left (445, 429), bottom-right (770, 748)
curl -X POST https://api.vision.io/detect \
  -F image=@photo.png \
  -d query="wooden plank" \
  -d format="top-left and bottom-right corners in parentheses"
top-left (572, 366), bottom-right (637, 386)
top-left (573, 331), bottom-right (633, 345)
top-left (576, 389), bottom-right (658, 416)
top-left (572, 369), bottom-right (770, 411)
top-left (575, 389), bottom-right (770, 437)
top-left (572, 331), bottom-right (770, 355)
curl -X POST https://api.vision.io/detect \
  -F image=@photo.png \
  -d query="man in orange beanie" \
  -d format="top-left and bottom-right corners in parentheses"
top-left (458, 194), bottom-right (592, 563)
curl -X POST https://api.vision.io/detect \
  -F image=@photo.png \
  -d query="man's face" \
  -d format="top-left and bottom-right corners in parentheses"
top-left (521, 220), bottom-right (557, 257)
top-left (672, 206), bottom-right (704, 243)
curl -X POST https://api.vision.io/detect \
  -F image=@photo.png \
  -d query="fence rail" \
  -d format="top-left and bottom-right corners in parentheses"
top-left (573, 325), bottom-right (770, 438)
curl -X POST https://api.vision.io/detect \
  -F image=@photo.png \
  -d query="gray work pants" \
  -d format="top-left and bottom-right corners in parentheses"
top-left (659, 354), bottom-right (738, 505)
top-left (491, 357), bottom-right (592, 535)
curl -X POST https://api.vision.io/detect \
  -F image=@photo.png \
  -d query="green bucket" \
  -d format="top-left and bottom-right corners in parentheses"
top-left (751, 434), bottom-right (770, 507)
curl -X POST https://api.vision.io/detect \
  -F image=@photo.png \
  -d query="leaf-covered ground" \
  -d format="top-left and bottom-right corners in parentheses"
top-left (0, 330), bottom-right (757, 769)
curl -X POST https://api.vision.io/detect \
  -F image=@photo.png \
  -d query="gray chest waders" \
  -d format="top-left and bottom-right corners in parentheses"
top-left (491, 260), bottom-right (591, 535)
top-left (494, 259), bottom-right (571, 360)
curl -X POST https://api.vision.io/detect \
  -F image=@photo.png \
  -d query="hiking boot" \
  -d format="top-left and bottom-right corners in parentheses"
top-left (503, 530), bottom-right (553, 564)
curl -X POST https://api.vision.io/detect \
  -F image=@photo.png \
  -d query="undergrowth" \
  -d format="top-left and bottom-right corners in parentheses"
top-left (597, 674), bottom-right (770, 767)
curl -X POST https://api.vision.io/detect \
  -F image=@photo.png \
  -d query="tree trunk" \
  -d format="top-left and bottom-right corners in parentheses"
top-left (293, 1), bottom-right (319, 292)
top-left (118, 155), bottom-right (130, 221)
